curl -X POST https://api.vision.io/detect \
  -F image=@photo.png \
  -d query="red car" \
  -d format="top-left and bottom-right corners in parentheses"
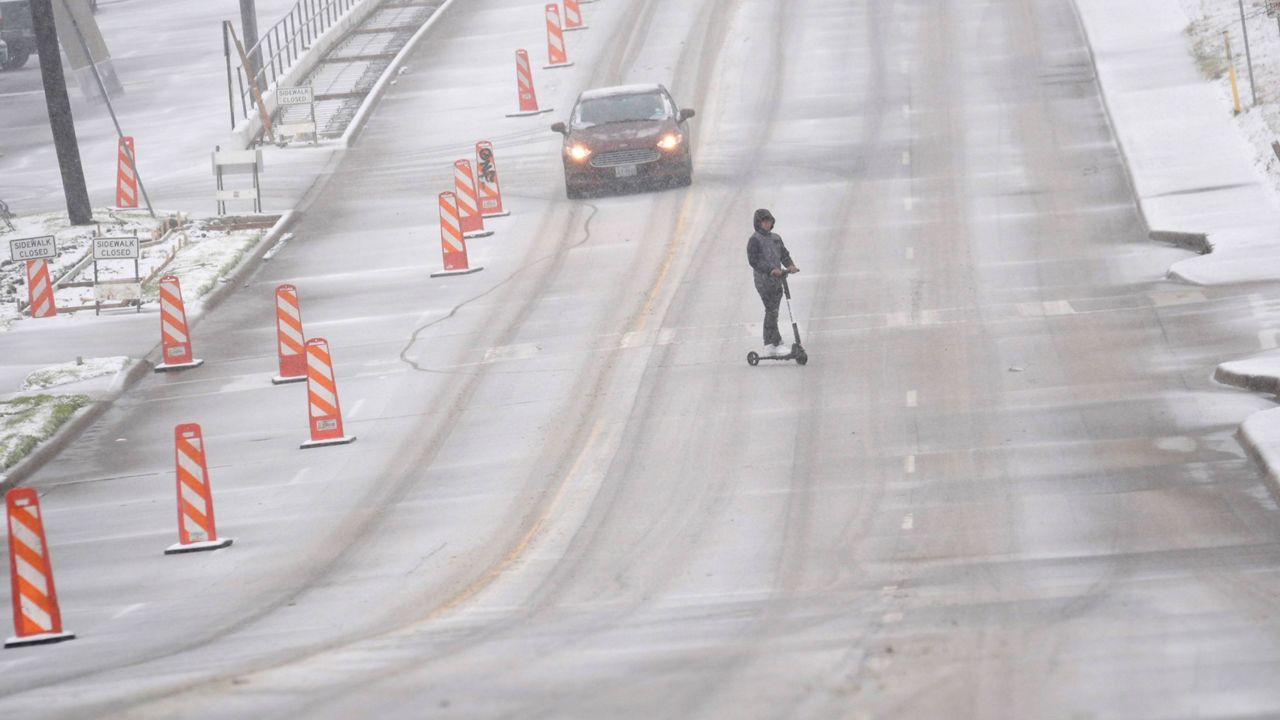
top-left (552, 83), bottom-right (695, 199)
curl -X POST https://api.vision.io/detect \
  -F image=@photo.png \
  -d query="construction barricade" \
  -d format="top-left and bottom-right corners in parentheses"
top-left (5, 489), bottom-right (75, 648)
top-left (454, 160), bottom-right (494, 239)
top-left (273, 284), bottom-right (307, 384)
top-left (166, 423), bottom-right (234, 554)
top-left (476, 141), bottom-right (510, 218)
top-left (155, 275), bottom-right (204, 372)
top-left (508, 50), bottom-right (553, 117)
top-left (301, 338), bottom-right (356, 449)
top-left (25, 259), bottom-right (57, 319)
top-left (564, 0), bottom-right (588, 30)
top-left (544, 4), bottom-right (574, 68)
top-left (116, 136), bottom-right (139, 209)
top-left (431, 192), bottom-right (483, 278)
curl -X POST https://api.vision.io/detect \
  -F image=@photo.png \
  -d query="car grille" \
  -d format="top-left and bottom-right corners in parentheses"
top-left (590, 148), bottom-right (661, 168)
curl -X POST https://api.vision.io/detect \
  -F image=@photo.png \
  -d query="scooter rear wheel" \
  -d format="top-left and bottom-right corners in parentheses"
top-left (747, 351), bottom-right (760, 366)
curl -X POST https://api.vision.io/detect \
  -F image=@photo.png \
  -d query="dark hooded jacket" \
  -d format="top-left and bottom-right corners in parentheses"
top-left (746, 208), bottom-right (793, 292)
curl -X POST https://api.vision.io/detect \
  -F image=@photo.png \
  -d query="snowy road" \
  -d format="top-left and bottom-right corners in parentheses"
top-left (5, 0), bottom-right (1280, 717)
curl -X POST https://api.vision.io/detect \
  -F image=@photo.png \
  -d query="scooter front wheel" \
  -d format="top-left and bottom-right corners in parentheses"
top-left (795, 349), bottom-right (808, 366)
top-left (747, 351), bottom-right (760, 366)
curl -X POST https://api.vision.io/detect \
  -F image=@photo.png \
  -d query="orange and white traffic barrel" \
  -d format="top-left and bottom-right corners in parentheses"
top-left (507, 50), bottom-right (554, 117)
top-left (25, 260), bottom-right (57, 319)
top-left (301, 337), bottom-right (357, 449)
top-left (454, 160), bottom-right (494, 239)
top-left (165, 423), bottom-right (234, 554)
top-left (5, 488), bottom-right (75, 648)
top-left (116, 136), bottom-right (139, 209)
top-left (564, 0), bottom-right (588, 30)
top-left (272, 284), bottom-right (307, 385)
top-left (155, 275), bottom-right (204, 372)
top-left (475, 141), bottom-right (510, 218)
top-left (544, 4), bottom-right (574, 68)
top-left (431, 192), bottom-right (484, 278)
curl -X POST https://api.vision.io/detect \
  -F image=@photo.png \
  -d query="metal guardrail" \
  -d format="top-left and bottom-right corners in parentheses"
top-left (223, 0), bottom-right (364, 128)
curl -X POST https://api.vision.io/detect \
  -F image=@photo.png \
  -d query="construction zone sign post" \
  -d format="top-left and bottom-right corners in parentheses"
top-left (91, 236), bottom-right (142, 315)
top-left (10, 237), bottom-right (58, 319)
top-left (276, 85), bottom-right (317, 145)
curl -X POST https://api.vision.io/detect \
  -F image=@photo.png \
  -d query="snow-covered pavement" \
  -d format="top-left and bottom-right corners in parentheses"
top-left (4, 0), bottom-right (1280, 717)
top-left (1083, 0), bottom-right (1280, 497)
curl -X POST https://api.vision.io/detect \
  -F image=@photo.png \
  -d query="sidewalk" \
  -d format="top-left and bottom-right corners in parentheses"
top-left (0, 0), bottom-right (452, 484)
top-left (1074, 0), bottom-right (1280, 495)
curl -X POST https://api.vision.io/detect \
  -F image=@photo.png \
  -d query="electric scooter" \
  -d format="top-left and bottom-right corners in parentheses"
top-left (747, 275), bottom-right (808, 366)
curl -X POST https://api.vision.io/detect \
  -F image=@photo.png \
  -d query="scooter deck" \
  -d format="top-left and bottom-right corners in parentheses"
top-left (746, 344), bottom-right (808, 366)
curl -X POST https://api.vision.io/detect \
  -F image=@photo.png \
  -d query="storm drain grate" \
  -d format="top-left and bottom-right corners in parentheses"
top-left (273, 0), bottom-right (441, 140)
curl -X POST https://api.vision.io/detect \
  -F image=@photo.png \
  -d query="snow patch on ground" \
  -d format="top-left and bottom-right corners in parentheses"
top-left (0, 211), bottom-right (268, 328)
top-left (21, 357), bottom-right (129, 392)
top-left (0, 395), bottom-right (90, 471)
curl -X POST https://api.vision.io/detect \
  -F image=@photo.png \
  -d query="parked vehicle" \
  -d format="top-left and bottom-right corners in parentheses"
top-left (0, 0), bottom-right (36, 71)
top-left (551, 83), bottom-right (695, 199)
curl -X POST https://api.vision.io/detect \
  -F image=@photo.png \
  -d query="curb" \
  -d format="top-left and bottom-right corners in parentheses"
top-left (139, 211), bottom-right (298, 370)
top-left (1214, 363), bottom-right (1280, 397)
top-left (1068, 1), bottom-right (1219, 267)
top-left (341, 0), bottom-right (461, 148)
top-left (1238, 411), bottom-right (1280, 507)
top-left (0, 212), bottom-right (297, 492)
top-left (1149, 230), bottom-right (1212, 256)
top-left (1067, 0), bottom-right (1152, 241)
top-left (0, 358), bottom-right (150, 492)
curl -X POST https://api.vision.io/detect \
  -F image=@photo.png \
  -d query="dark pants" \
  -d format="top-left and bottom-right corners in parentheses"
top-left (756, 279), bottom-right (783, 346)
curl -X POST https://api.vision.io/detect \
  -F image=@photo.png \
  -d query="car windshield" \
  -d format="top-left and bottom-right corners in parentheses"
top-left (574, 92), bottom-right (669, 127)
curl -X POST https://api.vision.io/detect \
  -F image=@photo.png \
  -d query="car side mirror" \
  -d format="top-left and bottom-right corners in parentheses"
top-left (678, 108), bottom-right (696, 122)
top-left (551, 122), bottom-right (568, 136)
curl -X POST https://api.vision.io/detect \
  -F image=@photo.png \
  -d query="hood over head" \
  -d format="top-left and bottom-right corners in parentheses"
top-left (753, 208), bottom-right (775, 234)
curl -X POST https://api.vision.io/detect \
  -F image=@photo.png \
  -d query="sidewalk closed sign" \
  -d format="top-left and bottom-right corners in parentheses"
top-left (9, 236), bottom-right (56, 262)
top-left (278, 86), bottom-right (313, 106)
top-left (93, 236), bottom-right (140, 260)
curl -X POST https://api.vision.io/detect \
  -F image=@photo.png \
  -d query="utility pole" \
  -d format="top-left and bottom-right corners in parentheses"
top-left (1238, 0), bottom-right (1259, 106)
top-left (31, 0), bottom-right (92, 224)
top-left (239, 0), bottom-right (262, 82)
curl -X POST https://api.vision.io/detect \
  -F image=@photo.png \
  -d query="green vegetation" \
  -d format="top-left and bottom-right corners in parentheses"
top-left (0, 395), bottom-right (90, 471)
top-left (1187, 19), bottom-right (1229, 81)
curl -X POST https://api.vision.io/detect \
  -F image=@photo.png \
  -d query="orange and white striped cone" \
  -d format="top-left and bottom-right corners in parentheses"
top-left (506, 49), bottom-right (552, 117)
top-left (563, 0), bottom-right (588, 30)
top-left (454, 160), bottom-right (494, 239)
top-left (301, 338), bottom-right (357, 448)
top-left (165, 423), bottom-right (234, 555)
top-left (475, 141), bottom-right (510, 218)
top-left (544, 4), bottom-right (574, 69)
top-left (431, 191), bottom-right (484, 278)
top-left (116, 136), bottom-right (138, 209)
top-left (155, 275), bottom-right (204, 372)
top-left (25, 260), bottom-right (57, 319)
top-left (5, 488), bottom-right (75, 648)
top-left (507, 50), bottom-right (554, 117)
top-left (272, 284), bottom-right (307, 385)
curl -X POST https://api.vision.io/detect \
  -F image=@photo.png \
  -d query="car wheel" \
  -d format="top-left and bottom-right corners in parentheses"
top-left (674, 163), bottom-right (693, 187)
top-left (565, 180), bottom-right (586, 200)
top-left (2, 48), bottom-right (30, 71)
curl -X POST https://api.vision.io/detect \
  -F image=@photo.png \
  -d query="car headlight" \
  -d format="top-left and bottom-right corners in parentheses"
top-left (657, 133), bottom-right (683, 151)
top-left (567, 144), bottom-right (592, 162)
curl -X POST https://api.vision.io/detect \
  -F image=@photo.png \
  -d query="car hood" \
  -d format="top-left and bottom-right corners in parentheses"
top-left (570, 120), bottom-right (677, 148)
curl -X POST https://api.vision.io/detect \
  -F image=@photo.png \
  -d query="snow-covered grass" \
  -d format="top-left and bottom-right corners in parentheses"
top-left (22, 357), bottom-right (129, 391)
top-left (144, 218), bottom-right (263, 300)
top-left (0, 208), bottom-right (169, 329)
top-left (1179, 1), bottom-right (1280, 202)
top-left (0, 395), bottom-right (90, 471)
top-left (1, 211), bottom-right (270, 328)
